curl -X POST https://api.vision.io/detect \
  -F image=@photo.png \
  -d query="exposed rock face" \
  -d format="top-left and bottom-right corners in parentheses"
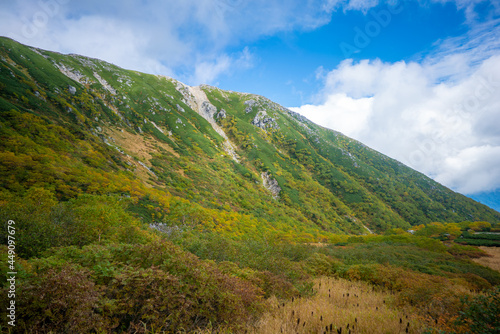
top-left (93, 72), bottom-right (117, 95)
top-left (200, 101), bottom-right (217, 120)
top-left (174, 83), bottom-right (239, 162)
top-left (286, 109), bottom-right (310, 124)
top-left (251, 110), bottom-right (279, 131)
top-left (261, 172), bottom-right (281, 199)
top-left (217, 109), bottom-right (227, 119)
top-left (244, 99), bottom-right (256, 113)
top-left (55, 62), bottom-right (92, 84)
top-left (176, 104), bottom-right (185, 113)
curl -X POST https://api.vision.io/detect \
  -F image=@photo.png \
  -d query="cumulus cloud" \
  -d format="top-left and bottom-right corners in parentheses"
top-left (0, 0), bottom-right (333, 85)
top-left (291, 25), bottom-right (500, 195)
top-left (437, 145), bottom-right (500, 193)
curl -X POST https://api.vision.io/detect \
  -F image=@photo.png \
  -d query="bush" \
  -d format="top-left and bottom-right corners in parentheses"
top-left (25, 241), bottom-right (266, 332)
top-left (455, 286), bottom-right (500, 333)
top-left (304, 253), bottom-right (342, 276)
top-left (456, 239), bottom-right (500, 247)
top-left (0, 190), bottom-right (155, 258)
top-left (10, 265), bottom-right (107, 333)
top-left (447, 244), bottom-right (487, 258)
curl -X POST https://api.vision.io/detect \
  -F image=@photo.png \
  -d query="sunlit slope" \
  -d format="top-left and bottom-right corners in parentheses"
top-left (1, 36), bottom-right (498, 238)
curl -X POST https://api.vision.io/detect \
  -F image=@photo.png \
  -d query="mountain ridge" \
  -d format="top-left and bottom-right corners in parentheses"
top-left (1, 36), bottom-right (499, 242)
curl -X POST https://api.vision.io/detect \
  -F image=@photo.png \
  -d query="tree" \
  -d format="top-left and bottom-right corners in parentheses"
top-left (468, 221), bottom-right (492, 232)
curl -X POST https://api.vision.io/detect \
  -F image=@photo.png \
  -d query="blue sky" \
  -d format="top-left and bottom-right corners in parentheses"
top-left (1, 0), bottom-right (500, 212)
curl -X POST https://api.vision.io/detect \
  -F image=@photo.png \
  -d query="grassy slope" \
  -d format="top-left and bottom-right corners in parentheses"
top-left (1, 37), bottom-right (500, 333)
top-left (1, 36), bottom-right (499, 239)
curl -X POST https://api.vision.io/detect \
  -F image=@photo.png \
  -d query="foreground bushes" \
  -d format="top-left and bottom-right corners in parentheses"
top-left (455, 286), bottom-right (500, 333)
top-left (1, 241), bottom-right (265, 333)
top-left (1, 217), bottom-right (499, 332)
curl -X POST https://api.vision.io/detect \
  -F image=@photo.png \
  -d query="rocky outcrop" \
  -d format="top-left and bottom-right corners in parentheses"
top-left (244, 99), bottom-right (256, 113)
top-left (174, 83), bottom-right (239, 162)
top-left (261, 172), bottom-right (281, 199)
top-left (251, 110), bottom-right (279, 131)
top-left (93, 72), bottom-right (117, 95)
top-left (216, 109), bottom-right (227, 119)
top-left (55, 62), bottom-right (92, 84)
top-left (200, 101), bottom-right (217, 120)
top-left (176, 104), bottom-right (185, 113)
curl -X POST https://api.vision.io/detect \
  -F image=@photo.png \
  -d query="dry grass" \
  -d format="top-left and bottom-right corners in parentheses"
top-left (105, 126), bottom-right (179, 160)
top-left (102, 127), bottom-right (182, 186)
top-left (473, 247), bottom-right (500, 272)
top-left (249, 277), bottom-right (425, 334)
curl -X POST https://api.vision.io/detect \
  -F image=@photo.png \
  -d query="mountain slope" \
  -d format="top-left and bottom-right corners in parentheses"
top-left (1, 36), bottom-right (499, 240)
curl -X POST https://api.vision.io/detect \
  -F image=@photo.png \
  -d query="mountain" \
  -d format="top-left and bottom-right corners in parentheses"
top-left (3, 36), bottom-right (500, 334)
top-left (1, 36), bottom-right (499, 243)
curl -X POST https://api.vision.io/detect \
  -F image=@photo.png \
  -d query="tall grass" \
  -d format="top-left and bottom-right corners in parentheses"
top-left (250, 277), bottom-right (425, 334)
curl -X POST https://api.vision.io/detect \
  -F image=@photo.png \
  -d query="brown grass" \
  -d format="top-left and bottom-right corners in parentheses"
top-left (102, 127), bottom-right (181, 186)
top-left (105, 126), bottom-right (179, 160)
top-left (473, 247), bottom-right (500, 272)
top-left (249, 277), bottom-right (425, 334)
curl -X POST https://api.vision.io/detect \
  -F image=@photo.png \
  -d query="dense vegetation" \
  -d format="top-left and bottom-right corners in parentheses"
top-left (1, 37), bottom-right (499, 333)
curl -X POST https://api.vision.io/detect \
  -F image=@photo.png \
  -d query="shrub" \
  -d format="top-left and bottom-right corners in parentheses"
top-left (27, 241), bottom-right (266, 332)
top-left (455, 286), bottom-right (500, 334)
top-left (304, 252), bottom-right (342, 276)
top-left (104, 266), bottom-right (191, 332)
top-left (456, 239), bottom-right (500, 247)
top-left (468, 221), bottom-right (492, 232)
top-left (447, 244), bottom-right (487, 259)
top-left (12, 265), bottom-right (107, 333)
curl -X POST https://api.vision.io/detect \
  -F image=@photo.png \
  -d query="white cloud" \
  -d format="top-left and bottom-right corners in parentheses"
top-left (0, 0), bottom-right (333, 85)
top-left (191, 47), bottom-right (253, 84)
top-left (436, 146), bottom-right (500, 193)
top-left (429, 0), bottom-right (500, 22)
top-left (292, 93), bottom-right (373, 138)
top-left (291, 26), bottom-right (500, 195)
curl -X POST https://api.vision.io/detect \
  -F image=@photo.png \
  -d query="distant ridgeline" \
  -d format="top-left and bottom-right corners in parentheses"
top-left (0, 36), bottom-right (499, 242)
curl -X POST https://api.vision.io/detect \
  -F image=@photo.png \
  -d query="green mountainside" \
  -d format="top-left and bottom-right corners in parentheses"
top-left (0, 36), bottom-right (498, 240)
top-left (1, 37), bottom-right (500, 333)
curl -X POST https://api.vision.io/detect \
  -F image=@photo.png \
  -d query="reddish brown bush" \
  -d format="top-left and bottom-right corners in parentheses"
top-left (104, 266), bottom-right (189, 332)
top-left (15, 265), bottom-right (107, 333)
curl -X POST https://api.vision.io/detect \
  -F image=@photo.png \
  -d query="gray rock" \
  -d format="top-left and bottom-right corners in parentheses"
top-left (217, 109), bottom-right (227, 119)
top-left (68, 85), bottom-right (77, 95)
top-left (261, 172), bottom-right (281, 199)
top-left (176, 104), bottom-right (185, 113)
top-left (251, 110), bottom-right (279, 131)
top-left (244, 99), bottom-right (256, 113)
top-left (200, 101), bottom-right (218, 120)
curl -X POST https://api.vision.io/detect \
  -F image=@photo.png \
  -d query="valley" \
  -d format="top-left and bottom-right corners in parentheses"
top-left (0, 37), bottom-right (499, 333)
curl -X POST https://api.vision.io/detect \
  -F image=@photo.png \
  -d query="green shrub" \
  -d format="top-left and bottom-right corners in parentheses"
top-left (455, 286), bottom-right (500, 334)
top-left (304, 253), bottom-right (342, 276)
top-left (456, 239), bottom-right (500, 246)
top-left (447, 244), bottom-right (486, 258)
